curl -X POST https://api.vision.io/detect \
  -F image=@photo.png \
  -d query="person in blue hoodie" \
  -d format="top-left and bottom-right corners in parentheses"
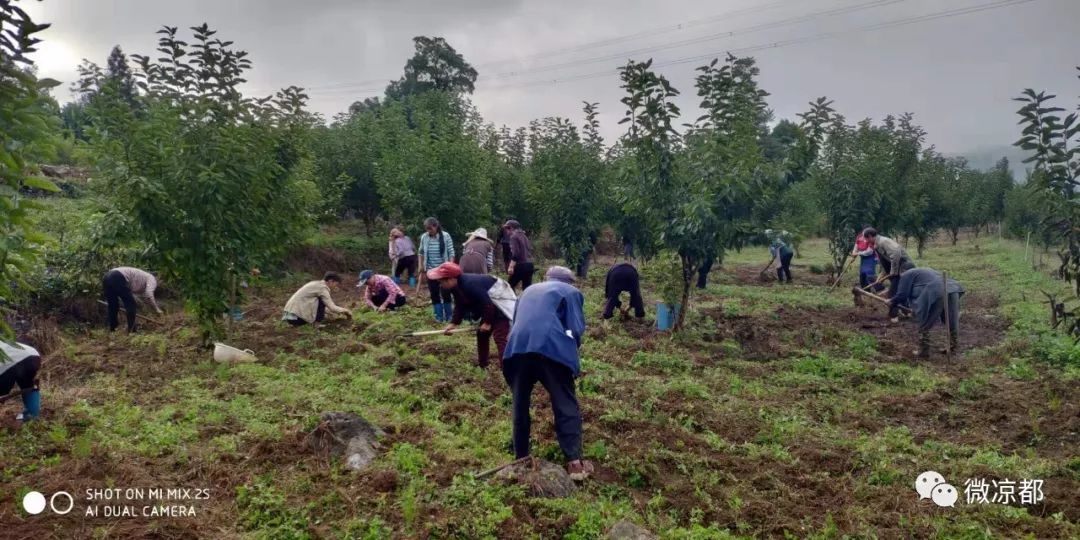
top-left (0, 341), bottom-right (42, 422)
top-left (501, 266), bottom-right (593, 481)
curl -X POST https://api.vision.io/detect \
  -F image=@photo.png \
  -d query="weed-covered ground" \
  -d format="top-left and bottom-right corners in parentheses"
top-left (2, 236), bottom-right (1079, 539)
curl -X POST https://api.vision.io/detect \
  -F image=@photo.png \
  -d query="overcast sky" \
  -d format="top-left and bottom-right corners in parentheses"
top-left (23, 0), bottom-right (1080, 158)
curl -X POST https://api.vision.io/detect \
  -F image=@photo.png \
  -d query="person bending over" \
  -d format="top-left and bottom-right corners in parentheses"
top-left (282, 272), bottom-right (352, 326)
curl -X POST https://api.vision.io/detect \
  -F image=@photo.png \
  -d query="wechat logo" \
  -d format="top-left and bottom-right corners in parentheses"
top-left (915, 471), bottom-right (958, 508)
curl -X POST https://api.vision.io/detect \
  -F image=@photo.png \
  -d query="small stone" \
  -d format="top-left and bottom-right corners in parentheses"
top-left (608, 520), bottom-right (657, 540)
top-left (494, 458), bottom-right (576, 498)
top-left (306, 412), bottom-right (385, 471)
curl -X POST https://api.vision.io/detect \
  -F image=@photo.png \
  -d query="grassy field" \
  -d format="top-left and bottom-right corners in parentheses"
top-left (2, 232), bottom-right (1079, 539)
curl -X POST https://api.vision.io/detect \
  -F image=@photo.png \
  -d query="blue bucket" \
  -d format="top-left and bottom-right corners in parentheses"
top-left (656, 302), bottom-right (681, 331)
top-left (231, 306), bottom-right (243, 321)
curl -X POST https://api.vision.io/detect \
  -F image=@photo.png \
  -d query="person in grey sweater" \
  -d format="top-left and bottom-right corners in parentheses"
top-left (889, 267), bottom-right (964, 358)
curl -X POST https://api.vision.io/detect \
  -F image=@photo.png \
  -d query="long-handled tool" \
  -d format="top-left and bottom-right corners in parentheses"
top-left (473, 456), bottom-right (533, 480)
top-left (96, 300), bottom-right (161, 325)
top-left (830, 255), bottom-right (855, 288)
top-left (397, 327), bottom-right (473, 339)
top-left (943, 271), bottom-right (952, 360)
top-left (758, 257), bottom-right (777, 281)
top-left (851, 287), bottom-right (912, 314)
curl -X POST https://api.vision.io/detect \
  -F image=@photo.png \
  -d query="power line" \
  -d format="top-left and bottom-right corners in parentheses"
top-left (298, 0), bottom-right (902, 96)
top-left (485, 0), bottom-right (906, 79)
top-left (476, 0), bottom-right (1040, 93)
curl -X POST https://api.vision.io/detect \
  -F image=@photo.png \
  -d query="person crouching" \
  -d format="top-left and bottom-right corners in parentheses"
top-left (0, 341), bottom-right (42, 422)
top-left (358, 270), bottom-right (407, 312)
top-left (282, 272), bottom-right (353, 326)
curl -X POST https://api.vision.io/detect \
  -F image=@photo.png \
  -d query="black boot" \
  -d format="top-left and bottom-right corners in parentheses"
top-left (914, 331), bottom-right (930, 359)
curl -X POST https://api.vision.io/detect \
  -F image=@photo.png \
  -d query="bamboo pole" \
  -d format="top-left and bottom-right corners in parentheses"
top-left (943, 271), bottom-right (952, 360)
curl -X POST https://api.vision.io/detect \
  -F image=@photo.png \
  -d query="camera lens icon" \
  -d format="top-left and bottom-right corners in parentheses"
top-left (21, 490), bottom-right (73, 515)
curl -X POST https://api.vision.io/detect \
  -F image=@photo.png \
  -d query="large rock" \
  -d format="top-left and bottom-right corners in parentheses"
top-left (494, 458), bottom-right (576, 498)
top-left (608, 520), bottom-right (657, 540)
top-left (306, 412), bottom-right (385, 471)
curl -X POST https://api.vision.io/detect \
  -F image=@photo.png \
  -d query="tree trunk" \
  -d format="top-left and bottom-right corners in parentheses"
top-left (674, 255), bottom-right (695, 331)
top-left (950, 228), bottom-right (958, 245)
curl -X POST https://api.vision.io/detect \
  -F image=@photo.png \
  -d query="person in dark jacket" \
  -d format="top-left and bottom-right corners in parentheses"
top-left (430, 263), bottom-right (513, 369)
top-left (696, 251), bottom-right (715, 289)
top-left (0, 341), bottom-right (42, 422)
top-left (603, 262), bottom-right (645, 320)
top-left (768, 231), bottom-right (795, 283)
top-left (503, 220), bottom-right (535, 292)
top-left (497, 217), bottom-right (514, 272)
top-left (501, 266), bottom-right (593, 481)
top-left (889, 267), bottom-right (964, 358)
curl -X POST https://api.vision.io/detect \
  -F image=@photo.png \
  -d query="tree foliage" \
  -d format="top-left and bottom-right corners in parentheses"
top-left (1, 1), bottom-right (61, 340)
top-left (385, 36), bottom-right (478, 100)
top-left (1014, 72), bottom-right (1080, 336)
top-left (80, 24), bottom-right (319, 340)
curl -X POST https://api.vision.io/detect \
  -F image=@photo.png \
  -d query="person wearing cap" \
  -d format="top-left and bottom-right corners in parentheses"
top-left (389, 227), bottom-right (418, 290)
top-left (282, 272), bottom-right (353, 326)
top-left (501, 266), bottom-right (592, 481)
top-left (888, 267), bottom-right (964, 358)
top-left (863, 228), bottom-right (916, 318)
top-left (0, 341), bottom-right (42, 422)
top-left (102, 266), bottom-right (163, 333)
top-left (428, 262), bottom-right (516, 368)
top-left (603, 262), bottom-right (646, 320)
top-left (419, 217), bottom-right (456, 322)
top-left (359, 270), bottom-right (407, 312)
top-left (460, 227), bottom-right (495, 275)
top-left (503, 220), bottom-right (535, 292)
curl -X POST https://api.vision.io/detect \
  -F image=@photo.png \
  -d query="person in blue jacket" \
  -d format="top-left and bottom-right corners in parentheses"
top-left (889, 267), bottom-right (964, 358)
top-left (501, 266), bottom-right (593, 481)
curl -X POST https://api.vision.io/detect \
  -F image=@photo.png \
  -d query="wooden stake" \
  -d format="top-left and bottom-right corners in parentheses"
top-left (943, 271), bottom-right (952, 360)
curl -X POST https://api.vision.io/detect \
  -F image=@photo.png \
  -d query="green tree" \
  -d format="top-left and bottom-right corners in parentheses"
top-left (373, 91), bottom-right (492, 236)
top-left (1013, 73), bottom-right (1080, 339)
top-left (81, 24), bottom-right (319, 340)
top-left (385, 37), bottom-right (478, 100)
top-left (0, 1), bottom-right (61, 340)
top-left (105, 45), bottom-right (137, 106)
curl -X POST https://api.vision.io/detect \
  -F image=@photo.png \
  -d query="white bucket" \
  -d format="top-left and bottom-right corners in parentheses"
top-left (213, 342), bottom-right (258, 363)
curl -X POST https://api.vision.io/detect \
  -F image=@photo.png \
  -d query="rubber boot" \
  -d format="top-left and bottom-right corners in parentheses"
top-left (433, 304), bottom-right (445, 322)
top-left (408, 277), bottom-right (417, 289)
top-left (392, 276), bottom-right (401, 285)
top-left (949, 331), bottom-right (959, 354)
top-left (21, 389), bottom-right (41, 421)
top-left (915, 331), bottom-right (931, 359)
top-left (441, 302), bottom-right (454, 322)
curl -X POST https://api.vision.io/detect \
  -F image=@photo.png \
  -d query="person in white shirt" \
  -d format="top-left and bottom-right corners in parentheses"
top-left (102, 267), bottom-right (162, 333)
top-left (0, 341), bottom-right (42, 422)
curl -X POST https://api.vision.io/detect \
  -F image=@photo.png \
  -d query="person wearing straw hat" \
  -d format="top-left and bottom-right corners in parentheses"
top-left (460, 227), bottom-right (495, 275)
top-left (358, 270), bottom-right (407, 312)
top-left (428, 262), bottom-right (516, 369)
top-left (501, 266), bottom-right (592, 481)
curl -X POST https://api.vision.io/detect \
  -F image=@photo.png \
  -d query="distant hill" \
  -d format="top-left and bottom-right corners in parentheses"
top-left (949, 145), bottom-right (1031, 181)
